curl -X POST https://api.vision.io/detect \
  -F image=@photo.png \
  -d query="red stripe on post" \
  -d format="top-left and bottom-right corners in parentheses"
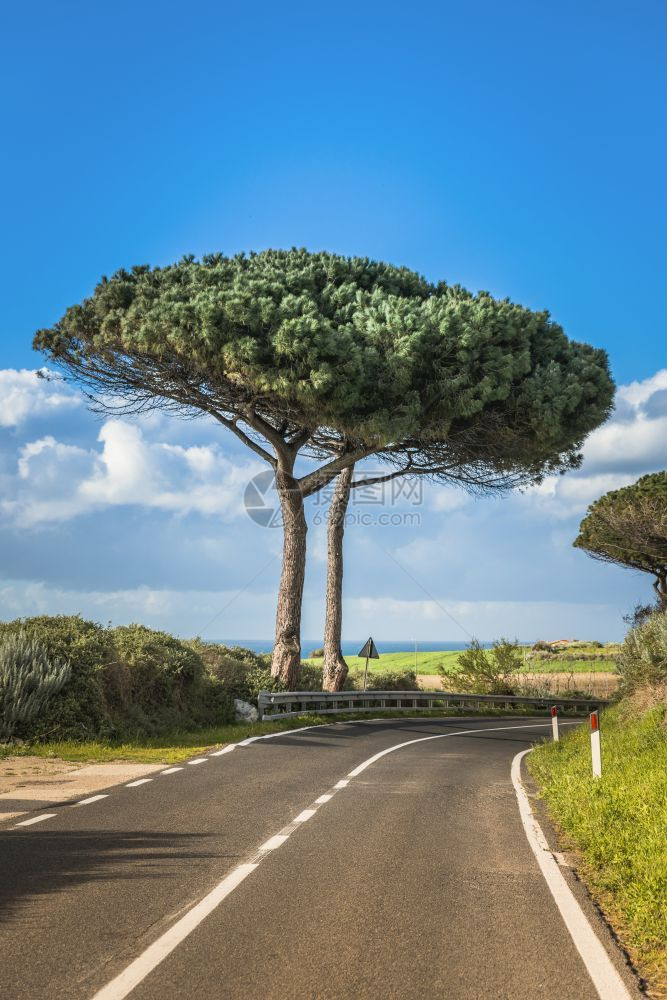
top-left (590, 711), bottom-right (599, 732)
top-left (551, 706), bottom-right (557, 717)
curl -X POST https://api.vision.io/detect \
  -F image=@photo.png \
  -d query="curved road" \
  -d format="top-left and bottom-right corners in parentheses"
top-left (0, 717), bottom-right (638, 999)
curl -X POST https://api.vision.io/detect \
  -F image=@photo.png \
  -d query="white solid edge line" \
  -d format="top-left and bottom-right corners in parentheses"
top-left (511, 749), bottom-right (632, 1000)
top-left (160, 767), bottom-right (183, 774)
top-left (15, 813), bottom-right (57, 827)
top-left (237, 725), bottom-right (315, 747)
top-left (90, 863), bottom-right (258, 1000)
top-left (126, 779), bottom-right (153, 787)
top-left (72, 795), bottom-right (109, 806)
top-left (334, 779), bottom-right (349, 789)
top-left (346, 721), bottom-right (578, 777)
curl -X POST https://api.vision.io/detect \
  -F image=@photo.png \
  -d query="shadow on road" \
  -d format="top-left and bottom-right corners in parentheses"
top-left (0, 829), bottom-right (221, 923)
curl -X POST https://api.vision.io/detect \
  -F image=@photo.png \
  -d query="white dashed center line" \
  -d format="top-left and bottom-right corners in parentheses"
top-left (72, 795), bottom-right (109, 807)
top-left (188, 758), bottom-right (208, 765)
top-left (90, 720), bottom-right (574, 1000)
top-left (161, 767), bottom-right (183, 775)
top-left (15, 813), bottom-right (57, 827)
top-left (259, 834), bottom-right (290, 852)
top-left (126, 779), bottom-right (153, 787)
top-left (293, 808), bottom-right (316, 823)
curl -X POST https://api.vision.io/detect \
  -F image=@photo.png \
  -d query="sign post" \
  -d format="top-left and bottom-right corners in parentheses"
top-left (357, 637), bottom-right (380, 691)
top-left (590, 710), bottom-right (602, 778)
top-left (551, 705), bottom-right (559, 742)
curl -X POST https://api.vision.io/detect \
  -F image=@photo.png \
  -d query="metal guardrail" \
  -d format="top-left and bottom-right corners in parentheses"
top-left (257, 689), bottom-right (609, 720)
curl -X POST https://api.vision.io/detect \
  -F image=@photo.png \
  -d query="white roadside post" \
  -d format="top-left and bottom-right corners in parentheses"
top-left (590, 710), bottom-right (602, 778)
top-left (551, 705), bottom-right (559, 742)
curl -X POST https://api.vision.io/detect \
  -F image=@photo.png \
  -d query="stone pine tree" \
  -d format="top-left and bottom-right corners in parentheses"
top-left (319, 360), bottom-right (617, 690)
top-left (33, 250), bottom-right (432, 685)
top-left (35, 249), bottom-right (614, 686)
top-left (574, 471), bottom-right (667, 607)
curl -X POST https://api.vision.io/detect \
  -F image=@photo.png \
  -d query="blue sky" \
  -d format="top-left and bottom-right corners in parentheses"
top-left (1, 1), bottom-right (665, 643)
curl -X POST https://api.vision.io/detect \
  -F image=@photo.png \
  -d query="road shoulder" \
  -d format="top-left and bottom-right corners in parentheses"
top-left (519, 753), bottom-right (644, 999)
top-left (0, 756), bottom-right (165, 822)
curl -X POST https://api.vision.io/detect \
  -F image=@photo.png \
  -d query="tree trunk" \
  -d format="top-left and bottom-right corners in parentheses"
top-left (271, 466), bottom-right (307, 688)
top-left (322, 465), bottom-right (353, 691)
top-left (655, 569), bottom-right (667, 609)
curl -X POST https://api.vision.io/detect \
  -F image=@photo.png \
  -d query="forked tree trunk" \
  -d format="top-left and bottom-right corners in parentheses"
top-left (271, 466), bottom-right (307, 688)
top-left (322, 466), bottom-right (353, 691)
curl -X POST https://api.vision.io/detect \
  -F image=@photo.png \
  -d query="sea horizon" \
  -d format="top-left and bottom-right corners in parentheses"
top-left (209, 638), bottom-right (535, 655)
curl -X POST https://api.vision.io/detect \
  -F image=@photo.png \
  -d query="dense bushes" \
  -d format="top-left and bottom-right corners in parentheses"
top-left (0, 616), bottom-right (433, 742)
top-left (0, 617), bottom-right (239, 742)
top-left (618, 609), bottom-right (667, 694)
top-left (0, 631), bottom-right (71, 739)
top-left (0, 616), bottom-right (114, 740)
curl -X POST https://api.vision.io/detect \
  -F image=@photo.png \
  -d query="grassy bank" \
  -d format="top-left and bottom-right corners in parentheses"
top-left (529, 701), bottom-right (667, 995)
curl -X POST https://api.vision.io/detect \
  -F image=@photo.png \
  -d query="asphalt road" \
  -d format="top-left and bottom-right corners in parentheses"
top-left (0, 717), bottom-right (638, 999)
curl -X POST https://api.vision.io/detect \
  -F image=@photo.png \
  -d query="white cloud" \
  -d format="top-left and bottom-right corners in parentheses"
top-left (428, 487), bottom-right (471, 513)
top-left (339, 596), bottom-right (626, 641)
top-left (0, 579), bottom-right (280, 638)
top-left (2, 419), bottom-right (262, 527)
top-left (616, 368), bottom-right (667, 409)
top-left (0, 579), bottom-right (630, 642)
top-left (0, 369), bottom-right (81, 428)
top-left (525, 368), bottom-right (667, 517)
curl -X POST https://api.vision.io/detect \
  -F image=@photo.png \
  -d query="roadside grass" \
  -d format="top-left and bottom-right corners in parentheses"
top-left (529, 702), bottom-right (667, 996)
top-left (0, 705), bottom-right (554, 765)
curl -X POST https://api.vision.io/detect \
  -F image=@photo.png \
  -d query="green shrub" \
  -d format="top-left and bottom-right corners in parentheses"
top-left (0, 616), bottom-right (113, 740)
top-left (108, 626), bottom-right (237, 735)
top-left (186, 639), bottom-right (277, 704)
top-left (440, 638), bottom-right (521, 694)
top-left (309, 647), bottom-right (324, 659)
top-left (111, 625), bottom-right (204, 710)
top-left (618, 610), bottom-right (667, 694)
top-left (348, 668), bottom-right (419, 691)
top-left (188, 640), bottom-right (269, 674)
top-left (0, 631), bottom-right (71, 739)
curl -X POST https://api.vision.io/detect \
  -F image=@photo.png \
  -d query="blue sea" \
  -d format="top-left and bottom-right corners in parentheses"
top-left (211, 638), bottom-right (503, 655)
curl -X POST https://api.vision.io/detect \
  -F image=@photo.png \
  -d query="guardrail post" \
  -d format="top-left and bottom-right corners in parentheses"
top-left (590, 710), bottom-right (602, 778)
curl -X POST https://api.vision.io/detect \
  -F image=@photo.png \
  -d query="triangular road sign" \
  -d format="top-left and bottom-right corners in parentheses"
top-left (358, 637), bottom-right (380, 659)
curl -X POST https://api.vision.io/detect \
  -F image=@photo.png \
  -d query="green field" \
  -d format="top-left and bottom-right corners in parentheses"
top-left (303, 649), bottom-right (463, 675)
top-left (304, 648), bottom-right (617, 675)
